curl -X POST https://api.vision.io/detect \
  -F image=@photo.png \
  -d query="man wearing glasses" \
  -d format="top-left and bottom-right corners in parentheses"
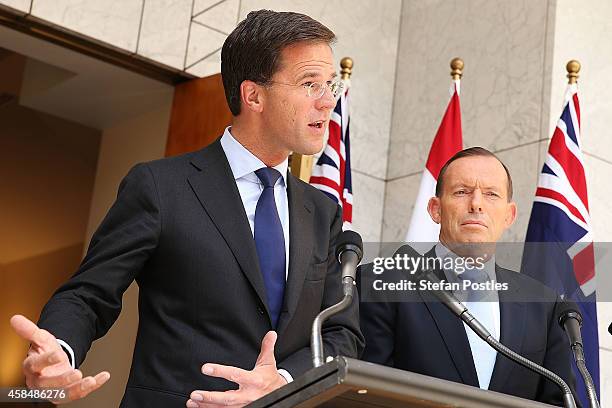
top-left (11, 10), bottom-right (363, 407)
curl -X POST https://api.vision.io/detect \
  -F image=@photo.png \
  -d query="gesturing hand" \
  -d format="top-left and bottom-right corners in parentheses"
top-left (187, 331), bottom-right (288, 407)
top-left (10, 315), bottom-right (110, 404)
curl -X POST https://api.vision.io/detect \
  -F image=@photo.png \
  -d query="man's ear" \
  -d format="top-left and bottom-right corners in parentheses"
top-left (505, 201), bottom-right (517, 228)
top-left (240, 80), bottom-right (264, 113)
top-left (427, 197), bottom-right (442, 224)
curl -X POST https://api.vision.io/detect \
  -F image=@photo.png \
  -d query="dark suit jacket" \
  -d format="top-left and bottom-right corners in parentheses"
top-left (359, 245), bottom-right (577, 406)
top-left (38, 139), bottom-right (364, 407)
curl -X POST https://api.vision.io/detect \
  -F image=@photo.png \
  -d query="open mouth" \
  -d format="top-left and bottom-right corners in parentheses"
top-left (308, 120), bottom-right (325, 129)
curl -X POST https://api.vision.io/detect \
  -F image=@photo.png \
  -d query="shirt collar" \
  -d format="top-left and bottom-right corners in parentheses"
top-left (434, 241), bottom-right (496, 281)
top-left (220, 127), bottom-right (288, 185)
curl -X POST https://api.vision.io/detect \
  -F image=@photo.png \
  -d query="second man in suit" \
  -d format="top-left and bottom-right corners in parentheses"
top-left (360, 147), bottom-right (577, 405)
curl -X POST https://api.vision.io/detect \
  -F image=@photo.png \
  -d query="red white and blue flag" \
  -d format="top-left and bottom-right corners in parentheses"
top-left (310, 82), bottom-right (353, 230)
top-left (522, 83), bottom-right (599, 405)
top-left (405, 80), bottom-right (462, 245)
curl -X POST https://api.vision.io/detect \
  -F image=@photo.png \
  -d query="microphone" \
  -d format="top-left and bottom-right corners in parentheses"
top-left (336, 230), bottom-right (363, 283)
top-left (423, 270), bottom-right (577, 408)
top-left (311, 230), bottom-right (363, 368)
top-left (558, 302), bottom-right (600, 408)
top-left (558, 303), bottom-right (583, 347)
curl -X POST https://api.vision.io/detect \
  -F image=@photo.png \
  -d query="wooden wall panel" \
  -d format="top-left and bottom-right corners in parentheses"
top-left (165, 73), bottom-right (232, 157)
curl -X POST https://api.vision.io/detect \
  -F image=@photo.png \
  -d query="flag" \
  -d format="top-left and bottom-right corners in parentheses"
top-left (405, 81), bottom-right (463, 244)
top-left (310, 81), bottom-right (353, 230)
top-left (522, 83), bottom-right (599, 406)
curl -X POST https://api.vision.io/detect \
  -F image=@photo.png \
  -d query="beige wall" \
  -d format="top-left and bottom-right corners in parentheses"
top-left (0, 102), bottom-right (99, 386)
top-left (70, 98), bottom-right (171, 408)
top-left (0, 102), bottom-right (99, 264)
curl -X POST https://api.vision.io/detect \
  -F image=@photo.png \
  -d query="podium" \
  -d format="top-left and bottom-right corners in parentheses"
top-left (249, 357), bottom-right (557, 408)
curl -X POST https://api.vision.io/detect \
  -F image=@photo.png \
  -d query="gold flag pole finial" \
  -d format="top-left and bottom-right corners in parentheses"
top-left (340, 57), bottom-right (353, 80)
top-left (450, 57), bottom-right (464, 80)
top-left (566, 60), bottom-right (580, 84)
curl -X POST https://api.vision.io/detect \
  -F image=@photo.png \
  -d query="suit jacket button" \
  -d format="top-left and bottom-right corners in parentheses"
top-left (258, 306), bottom-right (265, 315)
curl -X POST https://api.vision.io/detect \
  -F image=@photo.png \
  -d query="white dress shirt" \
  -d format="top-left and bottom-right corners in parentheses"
top-left (220, 127), bottom-right (290, 279)
top-left (435, 243), bottom-right (500, 390)
top-left (220, 127), bottom-right (292, 383)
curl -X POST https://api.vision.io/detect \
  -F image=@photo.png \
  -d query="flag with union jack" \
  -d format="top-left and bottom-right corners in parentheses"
top-left (521, 82), bottom-right (599, 406)
top-left (310, 81), bottom-right (353, 230)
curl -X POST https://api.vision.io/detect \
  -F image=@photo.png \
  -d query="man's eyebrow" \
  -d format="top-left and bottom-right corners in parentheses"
top-left (450, 183), bottom-right (471, 189)
top-left (295, 71), bottom-right (337, 82)
top-left (451, 184), bottom-right (504, 194)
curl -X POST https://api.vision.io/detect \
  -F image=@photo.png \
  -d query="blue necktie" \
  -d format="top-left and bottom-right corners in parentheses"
top-left (254, 167), bottom-right (286, 328)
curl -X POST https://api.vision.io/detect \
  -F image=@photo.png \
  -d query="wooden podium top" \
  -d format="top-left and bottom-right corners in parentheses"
top-left (249, 357), bottom-right (558, 408)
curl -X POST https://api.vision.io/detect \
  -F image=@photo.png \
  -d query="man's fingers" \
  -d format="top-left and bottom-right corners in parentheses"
top-left (193, 332), bottom-right (279, 408)
top-left (201, 364), bottom-right (259, 386)
top-left (62, 371), bottom-right (110, 402)
top-left (188, 390), bottom-right (247, 407)
top-left (11, 316), bottom-right (109, 403)
top-left (10, 315), bottom-right (40, 343)
top-left (35, 369), bottom-right (82, 389)
top-left (255, 331), bottom-right (277, 367)
top-left (23, 350), bottom-right (66, 374)
top-left (10, 315), bottom-right (56, 349)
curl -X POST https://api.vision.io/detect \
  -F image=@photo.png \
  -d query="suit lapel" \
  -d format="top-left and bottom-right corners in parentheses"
top-left (419, 248), bottom-right (480, 387)
top-left (276, 175), bottom-right (314, 336)
top-left (488, 266), bottom-right (526, 392)
top-left (187, 140), bottom-right (270, 320)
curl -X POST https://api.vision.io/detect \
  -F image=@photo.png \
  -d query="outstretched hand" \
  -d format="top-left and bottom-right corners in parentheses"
top-left (10, 315), bottom-right (110, 404)
top-left (187, 331), bottom-right (287, 407)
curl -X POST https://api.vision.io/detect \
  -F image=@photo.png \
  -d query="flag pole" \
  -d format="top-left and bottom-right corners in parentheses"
top-left (450, 57), bottom-right (464, 80)
top-left (340, 57), bottom-right (353, 80)
top-left (404, 57), bottom-right (464, 246)
top-left (523, 57), bottom-right (601, 408)
top-left (567, 59), bottom-right (580, 84)
top-left (450, 57), bottom-right (463, 95)
top-left (564, 58), bottom-right (601, 408)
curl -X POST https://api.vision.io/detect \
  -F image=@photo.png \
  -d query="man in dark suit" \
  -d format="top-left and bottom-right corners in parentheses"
top-left (360, 147), bottom-right (577, 405)
top-left (10, 10), bottom-right (363, 407)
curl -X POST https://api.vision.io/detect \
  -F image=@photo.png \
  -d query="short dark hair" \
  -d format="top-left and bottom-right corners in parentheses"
top-left (221, 10), bottom-right (336, 116)
top-left (435, 147), bottom-right (513, 200)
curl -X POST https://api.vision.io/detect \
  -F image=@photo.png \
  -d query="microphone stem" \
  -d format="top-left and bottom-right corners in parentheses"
top-left (572, 344), bottom-right (600, 408)
top-left (461, 311), bottom-right (577, 408)
top-left (425, 270), bottom-right (577, 408)
top-left (311, 276), bottom-right (354, 367)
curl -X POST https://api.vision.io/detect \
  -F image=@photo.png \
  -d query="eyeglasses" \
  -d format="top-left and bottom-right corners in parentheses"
top-left (269, 80), bottom-right (345, 99)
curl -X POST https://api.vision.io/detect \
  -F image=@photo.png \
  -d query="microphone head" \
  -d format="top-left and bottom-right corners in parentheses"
top-left (335, 230), bottom-right (363, 263)
top-left (557, 301), bottom-right (583, 328)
